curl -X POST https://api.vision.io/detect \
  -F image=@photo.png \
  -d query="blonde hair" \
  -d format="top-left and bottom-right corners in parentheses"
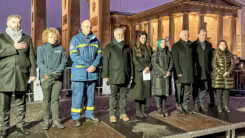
top-left (42, 28), bottom-right (61, 44)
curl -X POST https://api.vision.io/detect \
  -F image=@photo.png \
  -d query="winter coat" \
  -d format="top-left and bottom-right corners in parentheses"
top-left (171, 39), bottom-right (194, 83)
top-left (69, 29), bottom-right (102, 81)
top-left (129, 45), bottom-right (152, 100)
top-left (191, 39), bottom-right (213, 81)
top-left (37, 43), bottom-right (67, 80)
top-left (0, 33), bottom-right (36, 92)
top-left (212, 50), bottom-right (234, 89)
top-left (102, 39), bottom-right (132, 85)
top-left (151, 48), bottom-right (174, 96)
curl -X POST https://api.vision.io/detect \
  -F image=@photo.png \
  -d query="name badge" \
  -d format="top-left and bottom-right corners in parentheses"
top-left (54, 50), bottom-right (61, 53)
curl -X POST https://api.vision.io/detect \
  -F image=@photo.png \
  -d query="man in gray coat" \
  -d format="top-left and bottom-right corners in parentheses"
top-left (172, 30), bottom-right (194, 115)
top-left (0, 15), bottom-right (36, 137)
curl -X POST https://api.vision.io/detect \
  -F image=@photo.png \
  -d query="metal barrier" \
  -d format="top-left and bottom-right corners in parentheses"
top-left (61, 66), bottom-right (104, 96)
top-left (232, 70), bottom-right (245, 93)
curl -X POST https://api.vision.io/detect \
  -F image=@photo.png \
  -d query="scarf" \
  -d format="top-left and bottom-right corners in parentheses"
top-left (6, 27), bottom-right (23, 42)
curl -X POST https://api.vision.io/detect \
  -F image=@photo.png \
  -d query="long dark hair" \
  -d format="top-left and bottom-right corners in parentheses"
top-left (134, 31), bottom-right (151, 58)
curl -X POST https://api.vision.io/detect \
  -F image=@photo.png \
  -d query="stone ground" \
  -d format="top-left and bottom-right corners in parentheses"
top-left (5, 92), bottom-right (245, 138)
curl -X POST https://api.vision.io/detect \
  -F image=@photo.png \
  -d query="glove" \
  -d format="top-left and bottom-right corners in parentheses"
top-left (50, 72), bottom-right (62, 80)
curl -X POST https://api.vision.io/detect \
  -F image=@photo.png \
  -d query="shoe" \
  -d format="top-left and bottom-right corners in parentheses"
top-left (16, 127), bottom-right (30, 135)
top-left (200, 105), bottom-right (207, 112)
top-left (120, 114), bottom-right (129, 121)
top-left (183, 109), bottom-right (193, 114)
top-left (110, 116), bottom-right (117, 123)
top-left (86, 116), bottom-right (99, 122)
top-left (156, 108), bottom-right (164, 117)
top-left (177, 109), bottom-right (185, 115)
top-left (52, 120), bottom-right (65, 129)
top-left (217, 106), bottom-right (222, 113)
top-left (73, 119), bottom-right (81, 127)
top-left (224, 106), bottom-right (230, 113)
top-left (42, 120), bottom-right (50, 130)
top-left (162, 109), bottom-right (168, 117)
top-left (0, 130), bottom-right (8, 138)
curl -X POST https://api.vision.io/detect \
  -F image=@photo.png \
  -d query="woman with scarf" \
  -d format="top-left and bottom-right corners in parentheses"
top-left (129, 31), bottom-right (152, 118)
top-left (152, 38), bottom-right (174, 117)
top-left (212, 40), bottom-right (234, 113)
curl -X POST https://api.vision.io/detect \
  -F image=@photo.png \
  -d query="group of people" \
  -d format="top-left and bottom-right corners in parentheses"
top-left (0, 14), bottom-right (235, 138)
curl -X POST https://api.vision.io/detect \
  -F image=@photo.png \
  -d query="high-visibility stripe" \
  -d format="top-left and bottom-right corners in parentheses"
top-left (90, 44), bottom-right (98, 47)
top-left (71, 74), bottom-right (73, 78)
top-left (75, 65), bottom-right (85, 68)
top-left (71, 108), bottom-right (82, 113)
top-left (70, 50), bottom-right (78, 55)
top-left (97, 50), bottom-right (102, 53)
top-left (76, 44), bottom-right (87, 48)
top-left (85, 106), bottom-right (94, 110)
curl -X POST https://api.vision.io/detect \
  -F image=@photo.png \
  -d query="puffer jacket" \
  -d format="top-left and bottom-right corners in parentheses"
top-left (211, 50), bottom-right (234, 89)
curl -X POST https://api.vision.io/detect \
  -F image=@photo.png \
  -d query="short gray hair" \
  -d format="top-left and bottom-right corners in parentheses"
top-left (199, 29), bottom-right (207, 34)
top-left (7, 14), bottom-right (22, 22)
top-left (114, 27), bottom-right (124, 36)
top-left (179, 30), bottom-right (188, 38)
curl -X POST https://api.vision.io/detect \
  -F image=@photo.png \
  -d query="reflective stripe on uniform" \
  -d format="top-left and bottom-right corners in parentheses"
top-left (90, 44), bottom-right (98, 47)
top-left (97, 50), bottom-right (102, 53)
top-left (75, 65), bottom-right (85, 68)
top-left (71, 74), bottom-right (73, 78)
top-left (83, 106), bottom-right (94, 110)
top-left (76, 44), bottom-right (87, 48)
top-left (70, 50), bottom-right (78, 55)
top-left (71, 108), bottom-right (82, 113)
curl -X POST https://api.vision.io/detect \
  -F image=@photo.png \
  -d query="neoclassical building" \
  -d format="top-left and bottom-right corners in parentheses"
top-left (88, 0), bottom-right (243, 56)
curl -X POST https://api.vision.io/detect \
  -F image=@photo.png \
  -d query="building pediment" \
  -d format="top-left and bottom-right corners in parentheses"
top-left (190, 0), bottom-right (243, 7)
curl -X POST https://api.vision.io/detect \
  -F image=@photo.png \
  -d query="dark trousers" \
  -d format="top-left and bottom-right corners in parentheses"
top-left (109, 84), bottom-right (127, 116)
top-left (193, 80), bottom-right (208, 107)
top-left (216, 89), bottom-right (230, 107)
top-left (0, 92), bottom-right (26, 131)
top-left (155, 95), bottom-right (167, 109)
top-left (40, 78), bottom-right (62, 121)
top-left (175, 83), bottom-right (191, 111)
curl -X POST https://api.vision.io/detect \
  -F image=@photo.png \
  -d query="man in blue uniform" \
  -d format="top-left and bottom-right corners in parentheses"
top-left (69, 20), bottom-right (102, 127)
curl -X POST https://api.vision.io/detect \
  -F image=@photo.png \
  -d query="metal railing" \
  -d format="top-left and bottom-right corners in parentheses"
top-left (61, 66), bottom-right (104, 96)
top-left (232, 70), bottom-right (245, 93)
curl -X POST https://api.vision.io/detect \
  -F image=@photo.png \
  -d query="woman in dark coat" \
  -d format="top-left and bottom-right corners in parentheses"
top-left (212, 40), bottom-right (234, 113)
top-left (152, 38), bottom-right (174, 117)
top-left (129, 31), bottom-right (152, 118)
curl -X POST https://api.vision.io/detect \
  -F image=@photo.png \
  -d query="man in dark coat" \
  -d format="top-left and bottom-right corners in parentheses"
top-left (0, 15), bottom-right (36, 137)
top-left (102, 27), bottom-right (132, 123)
top-left (172, 30), bottom-right (193, 115)
top-left (191, 29), bottom-right (213, 112)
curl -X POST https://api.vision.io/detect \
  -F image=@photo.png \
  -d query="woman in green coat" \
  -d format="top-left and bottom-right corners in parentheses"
top-left (129, 31), bottom-right (152, 118)
top-left (152, 38), bottom-right (174, 117)
top-left (212, 40), bottom-right (234, 113)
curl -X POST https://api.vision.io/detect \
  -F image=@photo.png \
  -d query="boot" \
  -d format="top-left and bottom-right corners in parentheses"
top-left (162, 108), bottom-right (168, 117)
top-left (141, 104), bottom-right (147, 117)
top-left (224, 106), bottom-right (230, 113)
top-left (136, 101), bottom-right (144, 118)
top-left (42, 120), bottom-right (50, 130)
top-left (52, 120), bottom-right (65, 129)
top-left (217, 106), bottom-right (222, 113)
top-left (73, 119), bottom-right (81, 127)
top-left (156, 108), bottom-right (163, 117)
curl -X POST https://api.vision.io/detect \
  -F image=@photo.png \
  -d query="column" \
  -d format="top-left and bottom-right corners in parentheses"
top-left (157, 18), bottom-right (162, 39)
top-left (231, 17), bottom-right (237, 52)
top-left (182, 13), bottom-right (189, 30)
top-left (169, 15), bottom-right (174, 47)
top-left (130, 25), bottom-right (136, 47)
top-left (31, 0), bottom-right (46, 51)
top-left (198, 13), bottom-right (205, 31)
top-left (148, 21), bottom-right (152, 46)
top-left (217, 15), bottom-right (223, 41)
